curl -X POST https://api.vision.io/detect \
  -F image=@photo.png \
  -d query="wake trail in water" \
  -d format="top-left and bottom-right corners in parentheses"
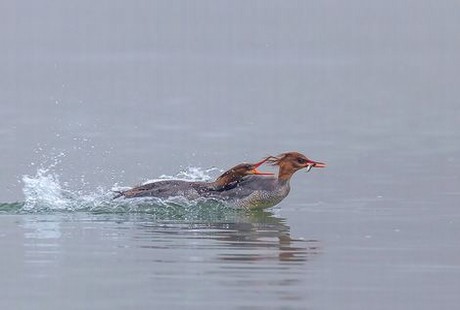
top-left (1, 165), bottom-right (239, 219)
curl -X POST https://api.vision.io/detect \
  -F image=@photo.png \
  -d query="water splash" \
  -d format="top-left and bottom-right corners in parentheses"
top-left (15, 165), bottom-right (237, 219)
top-left (23, 168), bottom-right (73, 210)
top-left (156, 166), bottom-right (220, 182)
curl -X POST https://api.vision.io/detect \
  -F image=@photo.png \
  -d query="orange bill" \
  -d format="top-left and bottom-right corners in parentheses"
top-left (305, 159), bottom-right (326, 172)
top-left (308, 160), bottom-right (326, 168)
top-left (252, 157), bottom-right (274, 175)
top-left (252, 169), bottom-right (274, 175)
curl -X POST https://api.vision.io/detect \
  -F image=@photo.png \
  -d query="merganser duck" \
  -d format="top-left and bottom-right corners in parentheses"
top-left (114, 158), bottom-right (273, 199)
top-left (212, 152), bottom-right (326, 209)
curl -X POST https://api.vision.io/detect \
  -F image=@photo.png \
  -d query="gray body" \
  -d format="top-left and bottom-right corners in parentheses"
top-left (119, 180), bottom-right (210, 199)
top-left (208, 175), bottom-right (291, 209)
top-left (119, 175), bottom-right (291, 209)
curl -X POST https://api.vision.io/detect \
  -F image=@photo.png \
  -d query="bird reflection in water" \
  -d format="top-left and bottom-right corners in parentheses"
top-left (136, 208), bottom-right (321, 263)
top-left (211, 210), bottom-right (320, 263)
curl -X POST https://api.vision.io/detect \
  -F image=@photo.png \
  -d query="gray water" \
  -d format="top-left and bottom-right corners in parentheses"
top-left (1, 1), bottom-right (460, 309)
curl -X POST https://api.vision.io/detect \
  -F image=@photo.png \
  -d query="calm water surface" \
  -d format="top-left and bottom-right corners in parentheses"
top-left (1, 1), bottom-right (460, 309)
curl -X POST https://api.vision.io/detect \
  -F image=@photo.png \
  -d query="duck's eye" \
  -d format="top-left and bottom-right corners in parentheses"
top-left (297, 158), bottom-right (306, 164)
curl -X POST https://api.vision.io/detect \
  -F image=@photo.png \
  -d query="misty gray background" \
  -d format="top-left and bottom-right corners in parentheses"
top-left (1, 1), bottom-right (460, 310)
top-left (2, 0), bottom-right (458, 202)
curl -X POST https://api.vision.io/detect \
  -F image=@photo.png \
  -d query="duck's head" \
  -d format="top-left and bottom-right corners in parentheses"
top-left (220, 158), bottom-right (274, 178)
top-left (266, 151), bottom-right (326, 180)
top-left (215, 158), bottom-right (274, 185)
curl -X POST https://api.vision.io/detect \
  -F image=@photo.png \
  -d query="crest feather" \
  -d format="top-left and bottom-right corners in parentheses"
top-left (265, 153), bottom-right (288, 166)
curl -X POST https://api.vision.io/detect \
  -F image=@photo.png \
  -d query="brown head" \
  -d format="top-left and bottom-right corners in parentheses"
top-left (214, 158), bottom-right (274, 187)
top-left (266, 151), bottom-right (326, 181)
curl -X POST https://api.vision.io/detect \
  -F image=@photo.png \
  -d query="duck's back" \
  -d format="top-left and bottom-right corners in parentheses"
top-left (121, 180), bottom-right (208, 199)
